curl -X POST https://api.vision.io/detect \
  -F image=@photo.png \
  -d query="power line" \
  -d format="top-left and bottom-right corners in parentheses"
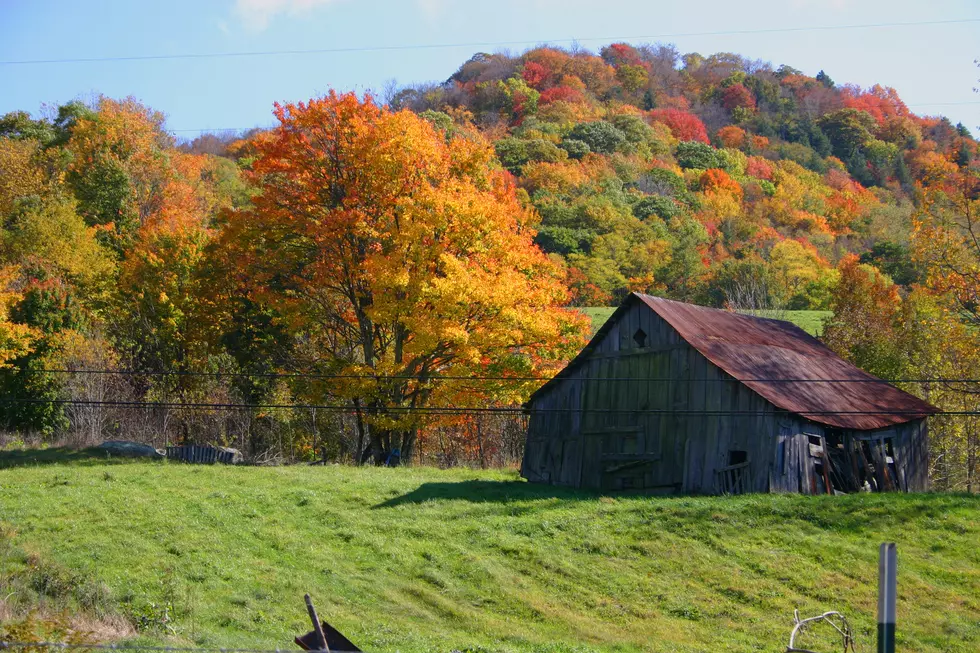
top-left (170, 126), bottom-right (273, 134)
top-left (907, 101), bottom-right (980, 107)
top-left (0, 397), bottom-right (952, 416)
top-left (36, 368), bottom-right (980, 384)
top-left (2, 18), bottom-right (978, 66)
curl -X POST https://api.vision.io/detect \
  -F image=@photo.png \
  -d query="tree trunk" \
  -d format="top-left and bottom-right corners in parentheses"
top-left (400, 429), bottom-right (417, 466)
top-left (475, 418), bottom-right (486, 469)
top-left (353, 398), bottom-right (367, 466)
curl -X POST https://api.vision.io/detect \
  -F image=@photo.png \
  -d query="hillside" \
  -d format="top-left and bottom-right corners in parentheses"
top-left (388, 45), bottom-right (975, 308)
top-left (1, 460), bottom-right (978, 652)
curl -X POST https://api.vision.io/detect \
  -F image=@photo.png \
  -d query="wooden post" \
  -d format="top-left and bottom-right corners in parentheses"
top-left (304, 593), bottom-right (330, 652)
top-left (878, 543), bottom-right (897, 653)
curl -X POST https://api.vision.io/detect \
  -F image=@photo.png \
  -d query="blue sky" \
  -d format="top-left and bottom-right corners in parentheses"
top-left (2, 0), bottom-right (978, 137)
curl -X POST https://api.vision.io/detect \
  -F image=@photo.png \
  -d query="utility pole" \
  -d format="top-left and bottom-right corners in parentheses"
top-left (878, 543), bottom-right (897, 653)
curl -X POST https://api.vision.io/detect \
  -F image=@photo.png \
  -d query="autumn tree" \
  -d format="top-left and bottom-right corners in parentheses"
top-left (0, 267), bottom-right (35, 369)
top-left (912, 166), bottom-right (980, 327)
top-left (822, 255), bottom-right (904, 379)
top-left (213, 92), bottom-right (586, 463)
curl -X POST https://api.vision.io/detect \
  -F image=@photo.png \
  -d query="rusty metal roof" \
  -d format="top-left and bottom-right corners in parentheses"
top-left (531, 293), bottom-right (937, 430)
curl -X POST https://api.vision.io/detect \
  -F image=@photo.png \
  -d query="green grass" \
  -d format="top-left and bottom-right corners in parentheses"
top-left (742, 310), bottom-right (833, 337)
top-left (578, 307), bottom-right (616, 334)
top-left (578, 307), bottom-right (832, 336)
top-left (1, 461), bottom-right (978, 652)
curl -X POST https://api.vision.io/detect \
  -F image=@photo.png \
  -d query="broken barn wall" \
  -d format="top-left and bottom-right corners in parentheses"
top-left (524, 301), bottom-right (783, 493)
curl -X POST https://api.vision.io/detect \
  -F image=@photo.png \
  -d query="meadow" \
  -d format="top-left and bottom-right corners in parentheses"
top-left (579, 307), bottom-right (833, 336)
top-left (0, 455), bottom-right (978, 652)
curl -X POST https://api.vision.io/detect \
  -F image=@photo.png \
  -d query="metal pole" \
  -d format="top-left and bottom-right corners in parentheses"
top-left (304, 593), bottom-right (330, 652)
top-left (878, 543), bottom-right (897, 653)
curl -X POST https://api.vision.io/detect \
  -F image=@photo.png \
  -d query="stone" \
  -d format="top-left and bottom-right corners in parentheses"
top-left (217, 446), bottom-right (244, 464)
top-left (97, 440), bottom-right (165, 459)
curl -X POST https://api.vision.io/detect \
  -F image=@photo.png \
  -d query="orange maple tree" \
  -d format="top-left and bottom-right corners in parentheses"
top-left (214, 92), bottom-right (587, 462)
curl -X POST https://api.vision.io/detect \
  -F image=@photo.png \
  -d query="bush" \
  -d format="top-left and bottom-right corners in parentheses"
top-left (676, 140), bottom-right (721, 170)
top-left (567, 121), bottom-right (627, 154)
top-left (534, 226), bottom-right (593, 255)
top-left (632, 195), bottom-right (680, 221)
top-left (494, 138), bottom-right (529, 174)
top-left (638, 167), bottom-right (688, 198)
top-left (525, 139), bottom-right (568, 164)
top-left (560, 138), bottom-right (591, 159)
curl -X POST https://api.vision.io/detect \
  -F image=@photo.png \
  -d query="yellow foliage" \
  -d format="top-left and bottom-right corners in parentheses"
top-left (0, 266), bottom-right (36, 368)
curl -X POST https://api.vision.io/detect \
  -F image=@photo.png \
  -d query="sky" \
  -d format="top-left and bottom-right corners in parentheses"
top-left (1, 0), bottom-right (979, 138)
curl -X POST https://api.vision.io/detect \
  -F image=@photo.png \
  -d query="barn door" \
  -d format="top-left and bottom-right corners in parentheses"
top-left (581, 433), bottom-right (603, 489)
top-left (581, 429), bottom-right (654, 491)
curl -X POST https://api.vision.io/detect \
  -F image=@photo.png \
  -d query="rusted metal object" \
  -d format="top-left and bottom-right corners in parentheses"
top-left (295, 624), bottom-right (361, 653)
top-left (304, 594), bottom-right (330, 652)
top-left (295, 594), bottom-right (361, 653)
top-left (165, 444), bottom-right (242, 464)
top-left (786, 609), bottom-right (856, 653)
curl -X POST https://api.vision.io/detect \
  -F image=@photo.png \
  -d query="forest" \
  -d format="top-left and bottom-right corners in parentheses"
top-left (0, 43), bottom-right (978, 490)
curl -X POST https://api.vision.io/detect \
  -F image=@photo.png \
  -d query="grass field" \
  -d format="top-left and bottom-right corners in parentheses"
top-left (1, 456), bottom-right (978, 652)
top-left (578, 307), bottom-right (832, 337)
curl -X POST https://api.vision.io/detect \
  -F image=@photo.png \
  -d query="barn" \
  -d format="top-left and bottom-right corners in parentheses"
top-left (522, 293), bottom-right (937, 494)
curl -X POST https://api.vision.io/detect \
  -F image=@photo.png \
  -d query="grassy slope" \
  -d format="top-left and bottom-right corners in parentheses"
top-left (1, 460), bottom-right (978, 652)
top-left (578, 308), bottom-right (832, 337)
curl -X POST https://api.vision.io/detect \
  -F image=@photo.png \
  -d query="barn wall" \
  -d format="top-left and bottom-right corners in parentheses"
top-left (524, 301), bottom-right (785, 493)
top-left (765, 418), bottom-right (929, 495)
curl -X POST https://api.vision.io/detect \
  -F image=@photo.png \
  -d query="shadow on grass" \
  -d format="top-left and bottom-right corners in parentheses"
top-left (374, 479), bottom-right (597, 508)
top-left (0, 446), bottom-right (157, 469)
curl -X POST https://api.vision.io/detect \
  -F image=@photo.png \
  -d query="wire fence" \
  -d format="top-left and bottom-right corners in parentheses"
top-left (1, 370), bottom-right (976, 487)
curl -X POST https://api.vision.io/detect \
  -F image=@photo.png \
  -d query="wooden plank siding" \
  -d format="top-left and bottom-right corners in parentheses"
top-left (523, 301), bottom-right (930, 494)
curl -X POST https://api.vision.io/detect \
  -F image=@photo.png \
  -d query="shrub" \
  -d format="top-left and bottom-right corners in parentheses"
top-left (676, 140), bottom-right (721, 170)
top-left (632, 195), bottom-right (680, 221)
top-left (559, 138), bottom-right (591, 159)
top-left (494, 138), bottom-right (529, 173)
top-left (568, 121), bottom-right (627, 154)
top-left (525, 139), bottom-right (568, 164)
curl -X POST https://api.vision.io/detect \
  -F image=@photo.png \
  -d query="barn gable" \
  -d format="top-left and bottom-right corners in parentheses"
top-left (523, 293), bottom-right (935, 494)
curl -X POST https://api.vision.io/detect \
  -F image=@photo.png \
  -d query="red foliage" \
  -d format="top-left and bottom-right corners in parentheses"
top-left (779, 74), bottom-right (818, 98)
top-left (746, 156), bottom-right (774, 180)
top-left (524, 47), bottom-right (572, 76)
top-left (539, 86), bottom-right (584, 105)
top-left (824, 168), bottom-right (865, 193)
top-left (648, 108), bottom-right (709, 143)
top-left (601, 43), bottom-right (643, 68)
top-left (566, 266), bottom-right (611, 306)
top-left (522, 62), bottom-right (549, 89)
top-left (840, 84), bottom-right (909, 126)
top-left (716, 125), bottom-right (746, 149)
top-left (721, 83), bottom-right (756, 112)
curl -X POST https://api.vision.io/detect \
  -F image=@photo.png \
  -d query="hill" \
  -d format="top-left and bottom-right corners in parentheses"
top-left (1, 459), bottom-right (978, 652)
top-left (388, 45), bottom-right (975, 308)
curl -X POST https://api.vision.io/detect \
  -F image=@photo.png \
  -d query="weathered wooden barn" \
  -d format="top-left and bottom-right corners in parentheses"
top-left (522, 293), bottom-right (937, 494)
